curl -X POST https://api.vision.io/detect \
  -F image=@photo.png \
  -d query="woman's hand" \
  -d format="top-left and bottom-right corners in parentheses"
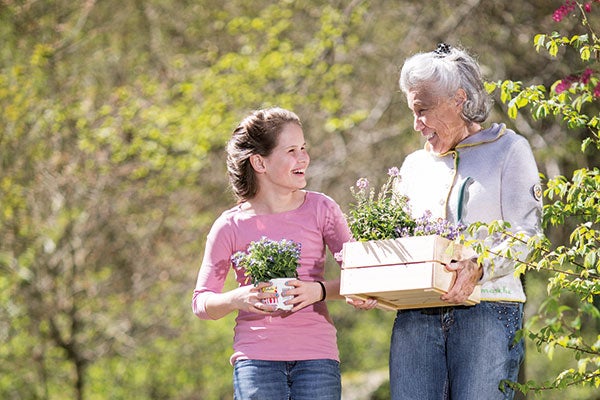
top-left (346, 296), bottom-right (378, 310)
top-left (441, 258), bottom-right (482, 303)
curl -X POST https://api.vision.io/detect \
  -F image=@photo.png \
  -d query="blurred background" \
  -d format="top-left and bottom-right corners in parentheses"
top-left (1, 1), bottom-right (598, 399)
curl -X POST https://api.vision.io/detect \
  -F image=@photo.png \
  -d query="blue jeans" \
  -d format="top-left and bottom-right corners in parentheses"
top-left (233, 359), bottom-right (341, 400)
top-left (389, 302), bottom-right (524, 400)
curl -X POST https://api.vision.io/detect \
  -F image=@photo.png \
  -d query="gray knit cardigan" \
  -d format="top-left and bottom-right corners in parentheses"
top-left (397, 123), bottom-right (543, 302)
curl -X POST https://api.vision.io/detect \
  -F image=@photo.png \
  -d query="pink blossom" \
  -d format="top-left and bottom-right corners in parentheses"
top-left (553, 0), bottom-right (577, 22)
top-left (356, 178), bottom-right (369, 189)
top-left (555, 75), bottom-right (576, 93)
top-left (333, 251), bottom-right (344, 262)
top-left (581, 68), bottom-right (593, 84)
top-left (387, 167), bottom-right (400, 177)
top-left (584, 2), bottom-right (592, 12)
top-left (594, 82), bottom-right (600, 98)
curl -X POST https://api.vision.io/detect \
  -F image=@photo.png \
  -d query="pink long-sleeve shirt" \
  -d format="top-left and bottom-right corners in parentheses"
top-left (192, 191), bottom-right (352, 365)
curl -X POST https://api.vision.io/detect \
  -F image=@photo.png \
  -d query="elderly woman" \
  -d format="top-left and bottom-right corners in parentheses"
top-left (390, 44), bottom-right (543, 399)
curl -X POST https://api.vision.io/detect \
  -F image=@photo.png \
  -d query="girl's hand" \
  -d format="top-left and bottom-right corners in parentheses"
top-left (235, 282), bottom-right (277, 314)
top-left (346, 297), bottom-right (378, 310)
top-left (282, 279), bottom-right (324, 312)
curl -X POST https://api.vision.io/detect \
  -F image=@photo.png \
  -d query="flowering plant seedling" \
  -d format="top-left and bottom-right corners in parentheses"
top-left (397, 210), bottom-right (466, 241)
top-left (231, 237), bottom-right (301, 285)
top-left (347, 167), bottom-right (465, 241)
top-left (347, 167), bottom-right (415, 241)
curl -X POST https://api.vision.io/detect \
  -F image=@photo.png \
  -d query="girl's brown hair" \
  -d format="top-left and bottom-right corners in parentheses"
top-left (226, 107), bottom-right (301, 202)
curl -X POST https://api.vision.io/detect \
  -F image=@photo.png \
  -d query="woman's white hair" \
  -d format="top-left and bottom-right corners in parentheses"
top-left (399, 44), bottom-right (493, 123)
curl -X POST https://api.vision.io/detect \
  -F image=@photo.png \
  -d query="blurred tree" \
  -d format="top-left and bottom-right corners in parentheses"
top-left (0, 1), bottom-right (368, 399)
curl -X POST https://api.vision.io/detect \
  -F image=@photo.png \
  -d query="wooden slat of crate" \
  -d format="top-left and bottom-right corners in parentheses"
top-left (340, 261), bottom-right (481, 310)
top-left (345, 288), bottom-right (481, 311)
top-left (342, 235), bottom-right (475, 269)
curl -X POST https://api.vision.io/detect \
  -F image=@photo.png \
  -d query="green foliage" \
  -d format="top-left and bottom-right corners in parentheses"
top-left (484, 1), bottom-right (600, 395)
top-left (485, 7), bottom-right (600, 152)
top-left (232, 237), bottom-right (301, 284)
top-left (485, 74), bottom-right (599, 148)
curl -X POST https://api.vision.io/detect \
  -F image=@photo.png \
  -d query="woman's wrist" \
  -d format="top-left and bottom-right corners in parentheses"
top-left (470, 257), bottom-right (484, 281)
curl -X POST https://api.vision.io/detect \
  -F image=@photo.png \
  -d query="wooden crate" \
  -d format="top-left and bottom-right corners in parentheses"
top-left (340, 235), bottom-right (481, 310)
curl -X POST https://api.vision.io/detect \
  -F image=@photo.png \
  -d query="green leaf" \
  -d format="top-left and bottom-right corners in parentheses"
top-left (515, 96), bottom-right (529, 108)
top-left (508, 104), bottom-right (518, 119)
top-left (580, 46), bottom-right (591, 61)
top-left (548, 41), bottom-right (559, 57)
top-left (534, 34), bottom-right (546, 51)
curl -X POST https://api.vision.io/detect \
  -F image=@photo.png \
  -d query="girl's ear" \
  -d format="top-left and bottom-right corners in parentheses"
top-left (250, 154), bottom-right (266, 173)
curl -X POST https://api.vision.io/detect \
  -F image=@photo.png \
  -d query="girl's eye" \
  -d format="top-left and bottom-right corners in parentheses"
top-left (288, 145), bottom-right (307, 153)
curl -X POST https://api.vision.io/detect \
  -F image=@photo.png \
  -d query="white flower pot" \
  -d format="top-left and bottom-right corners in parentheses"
top-left (261, 277), bottom-right (294, 311)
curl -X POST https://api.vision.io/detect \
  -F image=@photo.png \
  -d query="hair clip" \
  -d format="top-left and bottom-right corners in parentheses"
top-left (433, 43), bottom-right (451, 56)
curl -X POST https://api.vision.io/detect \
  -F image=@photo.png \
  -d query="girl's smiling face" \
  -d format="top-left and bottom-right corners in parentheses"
top-left (259, 123), bottom-right (310, 192)
top-left (407, 85), bottom-right (469, 153)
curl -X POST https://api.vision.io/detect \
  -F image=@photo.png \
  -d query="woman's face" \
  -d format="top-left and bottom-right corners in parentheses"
top-left (406, 85), bottom-right (468, 153)
top-left (260, 123), bottom-right (310, 192)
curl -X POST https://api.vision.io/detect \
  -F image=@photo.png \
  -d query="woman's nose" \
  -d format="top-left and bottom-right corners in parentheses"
top-left (414, 116), bottom-right (424, 131)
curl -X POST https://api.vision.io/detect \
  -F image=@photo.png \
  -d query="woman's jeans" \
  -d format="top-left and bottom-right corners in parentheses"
top-left (233, 359), bottom-right (341, 400)
top-left (389, 301), bottom-right (524, 400)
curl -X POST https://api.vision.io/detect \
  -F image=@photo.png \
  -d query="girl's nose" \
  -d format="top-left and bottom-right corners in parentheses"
top-left (300, 150), bottom-right (310, 163)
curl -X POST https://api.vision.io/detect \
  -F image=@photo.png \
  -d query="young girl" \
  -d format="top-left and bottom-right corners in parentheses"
top-left (192, 107), bottom-right (351, 399)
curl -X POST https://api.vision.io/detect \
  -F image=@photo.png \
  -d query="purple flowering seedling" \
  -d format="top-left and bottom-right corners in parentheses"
top-left (346, 168), bottom-right (467, 242)
top-left (231, 236), bottom-right (301, 285)
top-left (407, 211), bottom-right (466, 241)
top-left (347, 167), bottom-right (415, 241)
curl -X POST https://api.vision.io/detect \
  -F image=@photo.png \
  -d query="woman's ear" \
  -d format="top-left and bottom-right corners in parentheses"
top-left (250, 154), bottom-right (266, 173)
top-left (454, 88), bottom-right (467, 108)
